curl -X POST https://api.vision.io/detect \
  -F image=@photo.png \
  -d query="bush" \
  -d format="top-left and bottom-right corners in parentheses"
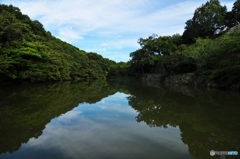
top-left (210, 65), bottom-right (240, 86)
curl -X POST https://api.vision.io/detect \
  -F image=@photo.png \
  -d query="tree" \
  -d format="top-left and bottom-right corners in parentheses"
top-left (0, 4), bottom-right (115, 83)
top-left (182, 0), bottom-right (227, 44)
top-left (225, 0), bottom-right (240, 28)
top-left (138, 34), bottom-right (180, 56)
top-left (129, 34), bottom-right (183, 75)
top-left (130, 49), bottom-right (155, 74)
top-left (0, 10), bottom-right (28, 47)
top-left (232, 0), bottom-right (240, 24)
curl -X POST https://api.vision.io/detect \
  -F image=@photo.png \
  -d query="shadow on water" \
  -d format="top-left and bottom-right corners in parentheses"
top-left (0, 79), bottom-right (240, 159)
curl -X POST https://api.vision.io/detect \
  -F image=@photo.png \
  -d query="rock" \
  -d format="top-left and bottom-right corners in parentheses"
top-left (226, 24), bottom-right (240, 35)
top-left (143, 73), bottom-right (216, 88)
top-left (207, 82), bottom-right (219, 88)
top-left (164, 74), bottom-right (194, 85)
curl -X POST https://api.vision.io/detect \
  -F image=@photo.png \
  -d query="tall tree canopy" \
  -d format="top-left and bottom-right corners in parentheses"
top-left (182, 0), bottom-right (227, 44)
top-left (138, 34), bottom-right (182, 56)
top-left (129, 34), bottom-right (183, 74)
top-left (232, 0), bottom-right (240, 24)
top-left (225, 0), bottom-right (240, 28)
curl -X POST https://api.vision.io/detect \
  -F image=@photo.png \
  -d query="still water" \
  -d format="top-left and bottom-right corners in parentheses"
top-left (0, 80), bottom-right (239, 159)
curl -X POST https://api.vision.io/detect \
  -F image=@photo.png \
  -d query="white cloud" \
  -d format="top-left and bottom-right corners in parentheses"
top-left (100, 43), bottom-right (109, 47)
top-left (1, 0), bottom-right (235, 62)
top-left (57, 108), bottom-right (82, 121)
top-left (57, 27), bottom-right (83, 43)
top-left (19, 92), bottom-right (189, 159)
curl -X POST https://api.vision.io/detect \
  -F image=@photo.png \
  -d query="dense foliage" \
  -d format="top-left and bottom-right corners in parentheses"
top-left (0, 4), bottom-right (121, 84)
top-left (1, 1), bottom-right (240, 89)
top-left (128, 0), bottom-right (240, 89)
top-left (182, 0), bottom-right (227, 44)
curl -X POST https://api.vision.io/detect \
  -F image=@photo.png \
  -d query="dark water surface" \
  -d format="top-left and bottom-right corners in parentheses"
top-left (0, 80), bottom-right (239, 159)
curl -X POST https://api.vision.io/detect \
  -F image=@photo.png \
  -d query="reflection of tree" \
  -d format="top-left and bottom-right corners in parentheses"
top-left (0, 80), bottom-right (117, 154)
top-left (1, 79), bottom-right (239, 159)
top-left (127, 83), bottom-right (240, 159)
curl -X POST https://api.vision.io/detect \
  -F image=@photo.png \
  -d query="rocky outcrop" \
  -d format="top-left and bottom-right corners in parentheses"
top-left (164, 74), bottom-right (195, 85)
top-left (142, 74), bottom-right (219, 88)
top-left (226, 24), bottom-right (240, 34)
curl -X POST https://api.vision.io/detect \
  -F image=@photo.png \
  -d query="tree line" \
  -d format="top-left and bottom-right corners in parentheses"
top-left (1, 0), bottom-right (240, 89)
top-left (0, 4), bottom-right (127, 84)
top-left (128, 0), bottom-right (240, 89)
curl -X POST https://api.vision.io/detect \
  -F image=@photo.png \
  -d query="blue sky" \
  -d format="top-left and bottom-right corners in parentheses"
top-left (0, 0), bottom-right (235, 62)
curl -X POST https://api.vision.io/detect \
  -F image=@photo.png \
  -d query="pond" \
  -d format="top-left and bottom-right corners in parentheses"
top-left (0, 79), bottom-right (239, 159)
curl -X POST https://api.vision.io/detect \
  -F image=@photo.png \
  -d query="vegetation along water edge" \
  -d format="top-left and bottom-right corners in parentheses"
top-left (1, 0), bottom-right (240, 90)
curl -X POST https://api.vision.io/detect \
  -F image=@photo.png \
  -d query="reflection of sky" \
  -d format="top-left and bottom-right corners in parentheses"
top-left (0, 92), bottom-right (192, 159)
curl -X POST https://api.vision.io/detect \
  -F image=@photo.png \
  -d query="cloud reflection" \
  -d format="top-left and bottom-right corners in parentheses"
top-left (2, 92), bottom-right (190, 159)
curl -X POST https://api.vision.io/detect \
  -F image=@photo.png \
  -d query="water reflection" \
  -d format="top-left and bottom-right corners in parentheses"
top-left (126, 82), bottom-right (240, 159)
top-left (0, 80), bottom-right (113, 154)
top-left (0, 79), bottom-right (239, 159)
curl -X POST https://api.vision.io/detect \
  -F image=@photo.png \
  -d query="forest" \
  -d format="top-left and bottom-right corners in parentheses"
top-left (128, 0), bottom-right (240, 89)
top-left (0, 0), bottom-right (240, 89)
top-left (0, 4), bottom-right (123, 84)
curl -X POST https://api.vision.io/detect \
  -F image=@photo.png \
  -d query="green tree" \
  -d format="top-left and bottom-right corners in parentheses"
top-left (232, 0), bottom-right (240, 24)
top-left (138, 34), bottom-right (180, 56)
top-left (0, 10), bottom-right (29, 47)
top-left (182, 0), bottom-right (227, 44)
top-left (130, 34), bottom-right (183, 75)
top-left (225, 0), bottom-right (240, 28)
top-left (130, 49), bottom-right (154, 74)
top-left (0, 4), bottom-right (115, 83)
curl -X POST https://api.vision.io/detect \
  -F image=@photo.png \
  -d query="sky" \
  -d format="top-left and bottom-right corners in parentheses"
top-left (0, 0), bottom-right (235, 62)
